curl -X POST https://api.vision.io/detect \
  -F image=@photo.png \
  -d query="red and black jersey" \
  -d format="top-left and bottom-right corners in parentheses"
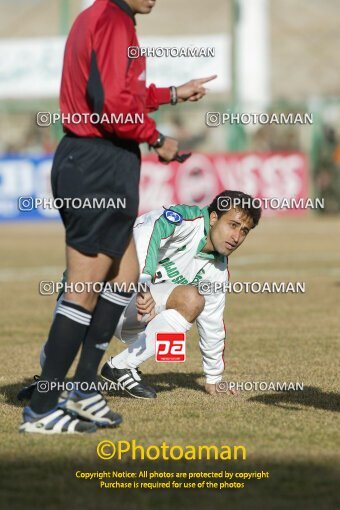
top-left (60, 0), bottom-right (170, 144)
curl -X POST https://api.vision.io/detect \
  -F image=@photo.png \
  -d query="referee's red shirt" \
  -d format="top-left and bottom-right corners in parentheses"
top-left (60, 0), bottom-right (170, 145)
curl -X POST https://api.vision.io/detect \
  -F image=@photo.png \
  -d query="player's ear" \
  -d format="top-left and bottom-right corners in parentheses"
top-left (209, 211), bottom-right (218, 227)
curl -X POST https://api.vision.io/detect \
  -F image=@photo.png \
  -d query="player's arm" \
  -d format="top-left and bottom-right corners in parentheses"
top-left (131, 210), bottom-right (177, 322)
top-left (146, 75), bottom-right (218, 112)
top-left (195, 290), bottom-right (227, 394)
top-left (134, 213), bottom-right (177, 283)
top-left (145, 84), bottom-right (171, 113)
top-left (90, 17), bottom-right (159, 145)
top-left (135, 205), bottom-right (202, 281)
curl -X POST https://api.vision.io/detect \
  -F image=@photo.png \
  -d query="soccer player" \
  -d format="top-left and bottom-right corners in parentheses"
top-left (20, 0), bottom-right (216, 434)
top-left (19, 190), bottom-right (261, 402)
top-left (101, 190), bottom-right (261, 397)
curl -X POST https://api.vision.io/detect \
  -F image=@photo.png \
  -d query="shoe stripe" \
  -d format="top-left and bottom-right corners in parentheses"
top-left (87, 400), bottom-right (106, 414)
top-left (54, 414), bottom-right (71, 432)
top-left (94, 405), bottom-right (110, 418)
top-left (121, 378), bottom-right (135, 387)
top-left (38, 409), bottom-right (64, 427)
top-left (68, 419), bottom-right (79, 433)
top-left (131, 369), bottom-right (141, 382)
top-left (79, 393), bottom-right (102, 409)
top-left (117, 374), bottom-right (131, 383)
top-left (45, 412), bottom-right (72, 430)
top-left (125, 381), bottom-right (139, 390)
top-left (57, 306), bottom-right (91, 326)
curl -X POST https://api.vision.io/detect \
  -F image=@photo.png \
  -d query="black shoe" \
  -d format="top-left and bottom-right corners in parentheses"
top-left (17, 375), bottom-right (41, 401)
top-left (101, 362), bottom-right (157, 399)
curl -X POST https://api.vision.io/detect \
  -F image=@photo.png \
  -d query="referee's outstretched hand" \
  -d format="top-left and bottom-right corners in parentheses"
top-left (155, 136), bottom-right (179, 163)
top-left (177, 75), bottom-right (217, 103)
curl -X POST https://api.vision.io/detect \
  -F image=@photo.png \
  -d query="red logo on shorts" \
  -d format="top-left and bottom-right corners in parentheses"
top-left (155, 333), bottom-right (186, 362)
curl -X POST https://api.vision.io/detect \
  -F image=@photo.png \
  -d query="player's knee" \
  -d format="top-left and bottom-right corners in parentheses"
top-left (110, 276), bottom-right (139, 290)
top-left (65, 291), bottom-right (99, 313)
top-left (167, 285), bottom-right (205, 322)
top-left (109, 262), bottom-right (140, 288)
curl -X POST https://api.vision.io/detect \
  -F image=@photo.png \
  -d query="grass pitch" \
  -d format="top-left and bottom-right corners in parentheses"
top-left (0, 215), bottom-right (339, 510)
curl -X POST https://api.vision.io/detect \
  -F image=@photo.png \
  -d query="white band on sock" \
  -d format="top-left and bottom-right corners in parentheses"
top-left (56, 303), bottom-right (92, 326)
top-left (101, 290), bottom-right (132, 307)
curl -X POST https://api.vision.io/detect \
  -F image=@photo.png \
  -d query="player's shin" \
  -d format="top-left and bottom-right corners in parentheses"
top-left (29, 301), bottom-right (92, 414)
top-left (73, 289), bottom-right (133, 388)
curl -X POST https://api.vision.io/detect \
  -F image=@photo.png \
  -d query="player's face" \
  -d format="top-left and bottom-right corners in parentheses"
top-left (126, 0), bottom-right (156, 14)
top-left (209, 208), bottom-right (254, 256)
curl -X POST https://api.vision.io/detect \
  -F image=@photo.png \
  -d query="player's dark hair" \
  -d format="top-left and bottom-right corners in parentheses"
top-left (208, 190), bottom-right (262, 228)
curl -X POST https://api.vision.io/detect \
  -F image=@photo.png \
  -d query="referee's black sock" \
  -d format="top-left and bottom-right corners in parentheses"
top-left (30, 301), bottom-right (92, 414)
top-left (73, 288), bottom-right (133, 389)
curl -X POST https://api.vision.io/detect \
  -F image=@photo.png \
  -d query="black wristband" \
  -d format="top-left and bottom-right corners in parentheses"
top-left (150, 133), bottom-right (165, 149)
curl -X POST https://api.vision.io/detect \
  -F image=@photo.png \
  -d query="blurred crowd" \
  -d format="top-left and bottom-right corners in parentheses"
top-left (1, 104), bottom-right (340, 213)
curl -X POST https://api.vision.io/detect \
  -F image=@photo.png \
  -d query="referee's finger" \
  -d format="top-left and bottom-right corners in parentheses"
top-left (196, 75), bottom-right (217, 85)
top-left (189, 91), bottom-right (205, 101)
top-left (192, 86), bottom-right (207, 95)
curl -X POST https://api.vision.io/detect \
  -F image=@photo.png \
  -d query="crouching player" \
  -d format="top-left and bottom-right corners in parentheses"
top-left (19, 190), bottom-right (261, 400)
top-left (101, 190), bottom-right (261, 397)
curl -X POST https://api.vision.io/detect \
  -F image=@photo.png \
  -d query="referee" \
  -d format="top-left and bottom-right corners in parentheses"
top-left (20, 0), bottom-right (216, 434)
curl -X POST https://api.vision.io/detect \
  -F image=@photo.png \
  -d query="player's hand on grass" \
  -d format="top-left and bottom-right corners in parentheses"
top-left (155, 136), bottom-right (179, 163)
top-left (176, 75), bottom-right (217, 102)
top-left (136, 290), bottom-right (156, 323)
top-left (205, 382), bottom-right (238, 396)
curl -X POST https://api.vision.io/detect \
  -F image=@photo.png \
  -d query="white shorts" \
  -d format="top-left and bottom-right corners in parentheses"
top-left (114, 281), bottom-right (177, 344)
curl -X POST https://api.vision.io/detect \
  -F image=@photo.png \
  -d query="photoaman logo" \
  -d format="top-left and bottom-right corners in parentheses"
top-left (97, 440), bottom-right (246, 461)
top-left (155, 332), bottom-right (186, 362)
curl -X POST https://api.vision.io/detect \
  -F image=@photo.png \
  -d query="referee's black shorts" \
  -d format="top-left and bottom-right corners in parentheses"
top-left (51, 134), bottom-right (141, 258)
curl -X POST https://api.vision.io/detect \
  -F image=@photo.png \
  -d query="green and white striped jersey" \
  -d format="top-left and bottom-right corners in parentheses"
top-left (135, 204), bottom-right (228, 383)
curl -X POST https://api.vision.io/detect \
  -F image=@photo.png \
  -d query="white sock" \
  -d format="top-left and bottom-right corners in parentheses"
top-left (110, 309), bottom-right (192, 370)
top-left (107, 331), bottom-right (145, 369)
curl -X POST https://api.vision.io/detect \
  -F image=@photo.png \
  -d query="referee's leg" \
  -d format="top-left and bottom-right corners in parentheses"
top-left (73, 236), bottom-right (139, 387)
top-left (29, 246), bottom-right (114, 414)
top-left (25, 135), bottom-right (141, 430)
